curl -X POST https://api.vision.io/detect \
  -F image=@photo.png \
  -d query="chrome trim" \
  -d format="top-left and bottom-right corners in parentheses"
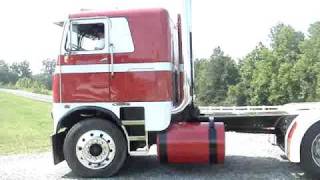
top-left (70, 16), bottom-right (109, 21)
top-left (110, 44), bottom-right (114, 76)
top-left (62, 17), bottom-right (134, 56)
top-left (112, 102), bottom-right (130, 106)
top-left (122, 120), bottom-right (145, 126)
top-left (63, 18), bottom-right (110, 55)
top-left (58, 20), bottom-right (69, 103)
top-left (107, 17), bottom-right (114, 77)
top-left (100, 58), bottom-right (109, 62)
top-left (121, 125), bottom-right (131, 154)
top-left (54, 21), bottom-right (64, 27)
top-left (121, 125), bottom-right (149, 155)
top-left (172, 0), bottom-right (193, 114)
top-left (311, 133), bottom-right (320, 167)
top-left (128, 136), bottom-right (146, 141)
top-left (76, 130), bottom-right (116, 170)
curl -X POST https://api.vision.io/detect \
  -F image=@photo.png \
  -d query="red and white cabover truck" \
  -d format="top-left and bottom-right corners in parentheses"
top-left (51, 1), bottom-right (320, 177)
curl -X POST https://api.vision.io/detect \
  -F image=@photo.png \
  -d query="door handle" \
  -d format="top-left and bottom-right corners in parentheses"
top-left (100, 58), bottom-right (109, 63)
top-left (109, 44), bottom-right (114, 76)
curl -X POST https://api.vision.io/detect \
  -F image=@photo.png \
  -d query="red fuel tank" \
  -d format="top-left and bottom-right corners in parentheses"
top-left (157, 122), bottom-right (225, 164)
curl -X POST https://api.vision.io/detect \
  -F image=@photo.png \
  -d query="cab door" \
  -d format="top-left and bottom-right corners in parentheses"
top-left (61, 18), bottom-right (112, 102)
top-left (107, 18), bottom-right (135, 102)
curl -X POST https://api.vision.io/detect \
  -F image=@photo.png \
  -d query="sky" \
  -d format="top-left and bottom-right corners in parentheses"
top-left (0, 0), bottom-right (319, 73)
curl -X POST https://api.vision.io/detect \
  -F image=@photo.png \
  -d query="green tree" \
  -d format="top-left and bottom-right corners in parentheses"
top-left (270, 23), bottom-right (304, 64)
top-left (0, 60), bottom-right (10, 84)
top-left (194, 58), bottom-right (209, 104)
top-left (293, 22), bottom-right (320, 101)
top-left (41, 59), bottom-right (56, 75)
top-left (10, 60), bottom-right (32, 78)
top-left (236, 43), bottom-right (275, 105)
top-left (35, 59), bottom-right (56, 90)
top-left (225, 82), bottom-right (247, 105)
top-left (268, 24), bottom-right (305, 104)
top-left (0, 60), bottom-right (19, 84)
top-left (196, 47), bottom-right (239, 105)
top-left (196, 22), bottom-right (320, 106)
top-left (15, 77), bottom-right (34, 89)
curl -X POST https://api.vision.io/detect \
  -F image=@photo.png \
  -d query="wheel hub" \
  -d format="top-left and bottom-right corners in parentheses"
top-left (76, 130), bottom-right (116, 169)
top-left (90, 144), bottom-right (103, 156)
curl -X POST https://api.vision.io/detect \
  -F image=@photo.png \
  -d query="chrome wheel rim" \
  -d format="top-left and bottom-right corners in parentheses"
top-left (76, 130), bottom-right (116, 170)
top-left (311, 134), bottom-right (320, 167)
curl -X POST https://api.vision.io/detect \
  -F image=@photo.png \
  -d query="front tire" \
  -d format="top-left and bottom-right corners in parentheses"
top-left (63, 118), bottom-right (127, 177)
top-left (300, 122), bottom-right (320, 177)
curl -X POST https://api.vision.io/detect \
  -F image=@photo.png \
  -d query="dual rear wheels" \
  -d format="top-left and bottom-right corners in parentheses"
top-left (301, 122), bottom-right (320, 177)
top-left (63, 118), bottom-right (127, 177)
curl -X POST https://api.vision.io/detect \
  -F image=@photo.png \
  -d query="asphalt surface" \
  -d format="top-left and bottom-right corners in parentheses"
top-left (0, 133), bottom-right (312, 180)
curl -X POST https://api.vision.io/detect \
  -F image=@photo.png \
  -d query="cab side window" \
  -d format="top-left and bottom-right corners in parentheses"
top-left (66, 23), bottom-right (107, 52)
top-left (110, 18), bottom-right (134, 53)
top-left (64, 18), bottom-right (134, 54)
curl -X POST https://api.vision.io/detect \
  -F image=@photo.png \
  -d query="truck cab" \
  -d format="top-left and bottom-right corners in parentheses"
top-left (51, 8), bottom-right (204, 177)
top-left (51, 5), bottom-right (320, 178)
top-left (53, 9), bottom-right (181, 132)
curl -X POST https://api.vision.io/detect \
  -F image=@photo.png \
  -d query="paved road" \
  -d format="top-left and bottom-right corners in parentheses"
top-left (0, 133), bottom-right (311, 180)
top-left (0, 88), bottom-right (52, 103)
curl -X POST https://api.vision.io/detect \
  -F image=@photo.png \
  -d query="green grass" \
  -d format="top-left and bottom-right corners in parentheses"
top-left (0, 92), bottom-right (52, 155)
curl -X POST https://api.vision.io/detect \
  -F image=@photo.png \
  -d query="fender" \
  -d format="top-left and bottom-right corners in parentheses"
top-left (55, 105), bottom-right (121, 133)
top-left (52, 105), bottom-right (123, 165)
top-left (285, 110), bottom-right (320, 162)
top-left (52, 102), bottom-right (172, 132)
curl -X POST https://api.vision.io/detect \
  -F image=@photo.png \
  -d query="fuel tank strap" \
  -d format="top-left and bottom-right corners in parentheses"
top-left (209, 121), bottom-right (217, 163)
top-left (158, 132), bottom-right (168, 163)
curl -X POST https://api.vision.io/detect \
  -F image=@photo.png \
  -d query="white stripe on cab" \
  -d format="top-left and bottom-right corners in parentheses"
top-left (55, 62), bottom-right (173, 74)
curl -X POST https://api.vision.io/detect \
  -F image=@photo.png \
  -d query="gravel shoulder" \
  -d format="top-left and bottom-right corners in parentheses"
top-left (0, 132), bottom-right (311, 180)
top-left (0, 89), bottom-right (311, 179)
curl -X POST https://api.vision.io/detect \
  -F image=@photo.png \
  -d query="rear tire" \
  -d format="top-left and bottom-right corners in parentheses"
top-left (63, 118), bottom-right (127, 177)
top-left (300, 122), bottom-right (320, 177)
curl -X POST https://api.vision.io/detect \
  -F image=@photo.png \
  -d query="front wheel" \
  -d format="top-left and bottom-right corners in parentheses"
top-left (63, 118), bottom-right (127, 177)
top-left (300, 122), bottom-right (320, 177)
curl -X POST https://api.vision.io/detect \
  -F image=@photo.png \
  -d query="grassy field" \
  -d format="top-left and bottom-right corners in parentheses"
top-left (0, 92), bottom-right (52, 154)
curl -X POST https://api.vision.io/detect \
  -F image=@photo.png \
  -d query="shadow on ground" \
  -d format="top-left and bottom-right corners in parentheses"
top-left (62, 155), bottom-right (311, 180)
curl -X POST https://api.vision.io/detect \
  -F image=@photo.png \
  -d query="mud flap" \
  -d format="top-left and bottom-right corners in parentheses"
top-left (51, 131), bottom-right (66, 165)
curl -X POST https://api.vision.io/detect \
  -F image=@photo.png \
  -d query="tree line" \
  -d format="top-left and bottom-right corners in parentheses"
top-left (1, 22), bottom-right (320, 103)
top-left (195, 22), bottom-right (320, 106)
top-left (0, 59), bottom-right (55, 94)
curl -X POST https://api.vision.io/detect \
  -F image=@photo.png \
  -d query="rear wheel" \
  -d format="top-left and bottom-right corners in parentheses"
top-left (63, 118), bottom-right (127, 177)
top-left (300, 122), bottom-right (320, 177)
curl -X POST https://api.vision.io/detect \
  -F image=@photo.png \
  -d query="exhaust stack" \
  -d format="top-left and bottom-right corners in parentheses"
top-left (172, 0), bottom-right (194, 114)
